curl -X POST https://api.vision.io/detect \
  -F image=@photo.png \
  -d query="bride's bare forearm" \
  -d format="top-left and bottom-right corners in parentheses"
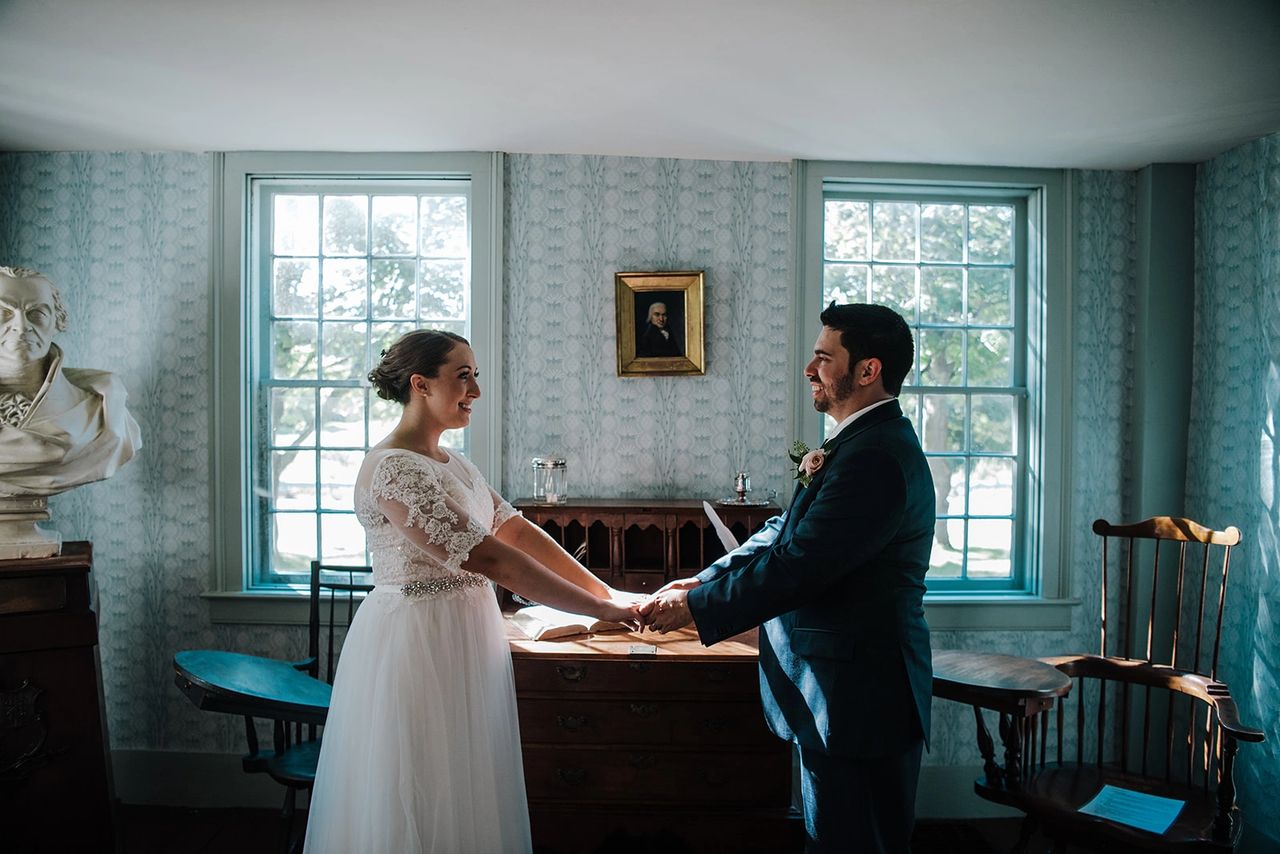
top-left (498, 517), bottom-right (610, 597)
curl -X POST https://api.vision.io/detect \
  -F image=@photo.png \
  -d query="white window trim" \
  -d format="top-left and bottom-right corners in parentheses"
top-left (205, 152), bottom-right (504, 624)
top-left (792, 160), bottom-right (1078, 630)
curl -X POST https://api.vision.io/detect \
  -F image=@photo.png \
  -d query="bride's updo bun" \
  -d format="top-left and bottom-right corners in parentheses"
top-left (368, 330), bottom-right (470, 403)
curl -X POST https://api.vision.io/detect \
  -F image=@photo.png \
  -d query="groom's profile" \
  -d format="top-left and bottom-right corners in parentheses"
top-left (641, 302), bottom-right (934, 854)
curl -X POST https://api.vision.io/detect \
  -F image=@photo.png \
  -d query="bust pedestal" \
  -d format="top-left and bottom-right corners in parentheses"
top-left (0, 495), bottom-right (62, 559)
top-left (0, 541), bottom-right (117, 853)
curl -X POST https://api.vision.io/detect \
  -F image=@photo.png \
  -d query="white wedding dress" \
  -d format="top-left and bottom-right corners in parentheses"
top-left (303, 448), bottom-right (533, 854)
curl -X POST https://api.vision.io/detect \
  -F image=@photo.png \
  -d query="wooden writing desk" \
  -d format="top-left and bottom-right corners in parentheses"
top-left (505, 619), bottom-right (801, 854)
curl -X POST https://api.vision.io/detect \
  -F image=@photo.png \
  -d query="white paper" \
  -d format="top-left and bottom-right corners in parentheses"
top-left (1078, 784), bottom-right (1184, 835)
top-left (702, 500), bottom-right (739, 552)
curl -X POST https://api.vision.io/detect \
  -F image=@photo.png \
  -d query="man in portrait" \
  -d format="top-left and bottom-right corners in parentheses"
top-left (0, 266), bottom-right (141, 498)
top-left (636, 296), bottom-right (682, 358)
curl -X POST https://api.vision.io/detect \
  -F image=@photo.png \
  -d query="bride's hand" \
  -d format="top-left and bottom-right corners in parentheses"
top-left (597, 599), bottom-right (642, 631)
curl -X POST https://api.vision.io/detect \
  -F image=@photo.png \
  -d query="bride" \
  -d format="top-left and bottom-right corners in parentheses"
top-left (304, 330), bottom-right (640, 854)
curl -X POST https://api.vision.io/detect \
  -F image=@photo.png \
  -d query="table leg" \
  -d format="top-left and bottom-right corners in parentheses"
top-left (999, 712), bottom-right (1023, 788)
top-left (972, 705), bottom-right (1001, 787)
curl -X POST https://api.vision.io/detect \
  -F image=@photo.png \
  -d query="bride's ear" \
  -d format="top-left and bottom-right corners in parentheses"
top-left (409, 373), bottom-right (431, 398)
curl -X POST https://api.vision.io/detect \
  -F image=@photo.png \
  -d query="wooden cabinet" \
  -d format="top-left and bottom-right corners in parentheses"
top-left (0, 542), bottom-right (117, 853)
top-left (511, 498), bottom-right (779, 603)
top-left (506, 622), bottom-right (801, 854)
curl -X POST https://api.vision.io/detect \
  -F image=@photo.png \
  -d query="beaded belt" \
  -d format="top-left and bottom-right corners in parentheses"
top-left (397, 573), bottom-right (488, 599)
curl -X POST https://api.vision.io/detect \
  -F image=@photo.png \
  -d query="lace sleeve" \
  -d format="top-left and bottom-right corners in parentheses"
top-left (370, 454), bottom-right (489, 571)
top-left (490, 487), bottom-right (522, 533)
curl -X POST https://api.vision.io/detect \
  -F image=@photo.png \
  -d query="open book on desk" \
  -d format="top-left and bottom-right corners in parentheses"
top-left (510, 604), bottom-right (632, 641)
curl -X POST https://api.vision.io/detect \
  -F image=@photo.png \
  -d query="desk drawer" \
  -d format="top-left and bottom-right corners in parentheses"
top-left (517, 697), bottom-right (774, 747)
top-left (522, 744), bottom-right (790, 805)
top-left (513, 658), bottom-right (757, 696)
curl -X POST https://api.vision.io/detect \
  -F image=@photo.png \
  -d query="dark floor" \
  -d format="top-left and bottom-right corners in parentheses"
top-left (117, 805), bottom-right (1028, 854)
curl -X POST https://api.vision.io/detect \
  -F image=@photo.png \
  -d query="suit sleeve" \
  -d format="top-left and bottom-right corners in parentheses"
top-left (695, 513), bottom-right (785, 584)
top-left (687, 447), bottom-right (907, 645)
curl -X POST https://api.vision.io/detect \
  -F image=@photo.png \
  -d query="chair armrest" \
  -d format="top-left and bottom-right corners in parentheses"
top-left (291, 657), bottom-right (317, 674)
top-left (1207, 685), bottom-right (1266, 743)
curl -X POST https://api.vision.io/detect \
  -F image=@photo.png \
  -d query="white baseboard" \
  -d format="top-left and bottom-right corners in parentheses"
top-left (114, 749), bottom-right (1017, 820)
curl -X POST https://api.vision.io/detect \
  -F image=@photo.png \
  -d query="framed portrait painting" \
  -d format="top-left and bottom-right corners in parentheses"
top-left (615, 271), bottom-right (705, 377)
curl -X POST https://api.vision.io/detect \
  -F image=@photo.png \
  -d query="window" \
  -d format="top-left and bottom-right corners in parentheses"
top-left (797, 163), bottom-right (1072, 619)
top-left (211, 153), bottom-right (503, 613)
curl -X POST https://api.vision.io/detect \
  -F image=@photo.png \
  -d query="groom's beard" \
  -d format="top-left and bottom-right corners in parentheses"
top-left (813, 372), bottom-right (856, 413)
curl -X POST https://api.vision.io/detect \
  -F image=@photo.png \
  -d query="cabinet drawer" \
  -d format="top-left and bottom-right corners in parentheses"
top-left (522, 744), bottom-right (791, 805)
top-left (518, 697), bottom-right (775, 747)
top-left (513, 658), bottom-right (757, 697)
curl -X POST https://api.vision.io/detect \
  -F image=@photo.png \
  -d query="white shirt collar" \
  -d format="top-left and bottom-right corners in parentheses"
top-left (826, 396), bottom-right (896, 442)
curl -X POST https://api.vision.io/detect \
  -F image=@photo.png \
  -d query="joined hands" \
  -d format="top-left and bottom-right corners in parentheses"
top-left (636, 577), bottom-right (701, 634)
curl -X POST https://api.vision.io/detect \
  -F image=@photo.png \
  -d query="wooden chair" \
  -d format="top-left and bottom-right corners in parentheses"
top-left (266, 560), bottom-right (374, 854)
top-left (975, 517), bottom-right (1265, 852)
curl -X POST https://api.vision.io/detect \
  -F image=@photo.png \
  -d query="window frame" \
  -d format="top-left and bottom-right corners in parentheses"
top-left (207, 152), bottom-right (504, 623)
top-left (793, 161), bottom-right (1076, 630)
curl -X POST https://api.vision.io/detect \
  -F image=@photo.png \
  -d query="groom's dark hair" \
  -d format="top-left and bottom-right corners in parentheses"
top-left (819, 302), bottom-right (914, 396)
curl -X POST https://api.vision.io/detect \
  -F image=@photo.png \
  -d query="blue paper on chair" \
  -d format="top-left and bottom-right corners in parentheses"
top-left (1078, 784), bottom-right (1184, 835)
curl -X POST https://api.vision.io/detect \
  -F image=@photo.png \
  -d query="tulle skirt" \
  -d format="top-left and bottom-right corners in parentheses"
top-left (303, 583), bottom-right (532, 854)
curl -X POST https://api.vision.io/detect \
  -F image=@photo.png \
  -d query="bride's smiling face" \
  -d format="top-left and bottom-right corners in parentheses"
top-left (417, 343), bottom-right (480, 429)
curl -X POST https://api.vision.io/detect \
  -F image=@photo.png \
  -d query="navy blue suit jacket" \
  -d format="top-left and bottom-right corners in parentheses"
top-left (687, 399), bottom-right (934, 759)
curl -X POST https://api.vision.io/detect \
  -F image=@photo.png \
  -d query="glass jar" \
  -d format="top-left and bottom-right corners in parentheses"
top-left (531, 457), bottom-right (568, 504)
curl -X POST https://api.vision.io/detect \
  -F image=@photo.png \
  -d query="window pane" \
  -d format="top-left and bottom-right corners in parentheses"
top-left (968, 205), bottom-right (1013, 264)
top-left (930, 456), bottom-right (965, 517)
top-left (918, 329), bottom-right (964, 387)
top-left (320, 388), bottom-right (365, 447)
top-left (272, 450), bottom-right (316, 510)
top-left (920, 267), bottom-right (963, 325)
top-left (271, 387), bottom-right (316, 448)
top-left (441, 428), bottom-right (465, 451)
top-left (273, 195), bottom-right (318, 255)
top-left (967, 519), bottom-right (1012, 578)
top-left (872, 202), bottom-right (917, 262)
top-left (320, 513), bottom-right (366, 564)
top-left (272, 513), bottom-right (316, 573)
top-left (368, 392), bottom-right (400, 444)
top-left (371, 259), bottom-right (416, 318)
top-left (273, 321), bottom-right (317, 379)
top-left (420, 195), bottom-right (468, 257)
top-left (273, 259), bottom-right (318, 318)
top-left (871, 265), bottom-right (917, 322)
top-left (322, 259), bottom-right (368, 318)
top-left (372, 196), bottom-right (417, 255)
top-left (967, 329), bottom-right (1012, 386)
top-left (971, 395), bottom-right (1015, 453)
top-left (900, 393), bottom-right (921, 437)
top-left (824, 200), bottom-right (870, 260)
top-left (320, 450), bottom-right (362, 510)
top-left (970, 457), bottom-right (1014, 516)
top-left (921, 394), bottom-right (964, 452)
top-left (968, 268), bottom-right (1013, 325)
top-left (929, 527), bottom-right (964, 578)
top-left (419, 260), bottom-right (467, 319)
top-left (323, 195), bottom-right (368, 255)
top-left (920, 204), bottom-right (964, 262)
top-left (824, 263), bottom-right (867, 305)
top-left (321, 321), bottom-right (367, 380)
top-left (371, 322), bottom-right (417, 367)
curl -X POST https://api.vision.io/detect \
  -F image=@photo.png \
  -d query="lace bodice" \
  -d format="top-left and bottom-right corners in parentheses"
top-left (354, 448), bottom-right (520, 589)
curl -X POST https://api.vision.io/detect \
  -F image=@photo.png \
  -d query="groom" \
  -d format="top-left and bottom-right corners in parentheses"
top-left (641, 302), bottom-right (934, 853)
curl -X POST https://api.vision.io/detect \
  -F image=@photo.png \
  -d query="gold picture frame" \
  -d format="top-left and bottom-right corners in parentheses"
top-left (615, 271), bottom-right (706, 377)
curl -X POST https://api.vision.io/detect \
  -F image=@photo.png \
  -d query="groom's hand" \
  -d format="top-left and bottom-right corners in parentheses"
top-left (639, 588), bottom-right (693, 633)
top-left (652, 576), bottom-right (701, 597)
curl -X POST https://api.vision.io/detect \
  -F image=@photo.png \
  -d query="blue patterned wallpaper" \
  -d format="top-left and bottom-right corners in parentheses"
top-left (502, 154), bottom-right (793, 501)
top-left (1186, 132), bottom-right (1280, 848)
top-left (0, 153), bottom-right (1151, 789)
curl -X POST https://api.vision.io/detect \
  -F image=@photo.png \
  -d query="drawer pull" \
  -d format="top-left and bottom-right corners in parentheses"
top-left (628, 702), bottom-right (658, 718)
top-left (703, 716), bottom-right (730, 732)
top-left (556, 767), bottom-right (587, 787)
top-left (629, 753), bottom-right (657, 770)
top-left (556, 714), bottom-right (589, 732)
top-left (555, 665), bottom-right (586, 683)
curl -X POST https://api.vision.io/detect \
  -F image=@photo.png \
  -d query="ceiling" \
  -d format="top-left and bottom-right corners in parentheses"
top-left (2, 0), bottom-right (1278, 169)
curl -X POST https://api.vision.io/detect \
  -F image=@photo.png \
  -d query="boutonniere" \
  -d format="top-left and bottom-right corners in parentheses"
top-left (789, 439), bottom-right (833, 487)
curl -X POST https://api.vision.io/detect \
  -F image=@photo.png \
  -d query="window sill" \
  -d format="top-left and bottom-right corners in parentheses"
top-left (206, 589), bottom-right (1079, 631)
top-left (924, 596), bottom-right (1079, 631)
top-left (204, 590), bottom-right (324, 626)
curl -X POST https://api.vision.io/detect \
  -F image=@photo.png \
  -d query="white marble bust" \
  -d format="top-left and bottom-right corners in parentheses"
top-left (0, 266), bottom-right (141, 557)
